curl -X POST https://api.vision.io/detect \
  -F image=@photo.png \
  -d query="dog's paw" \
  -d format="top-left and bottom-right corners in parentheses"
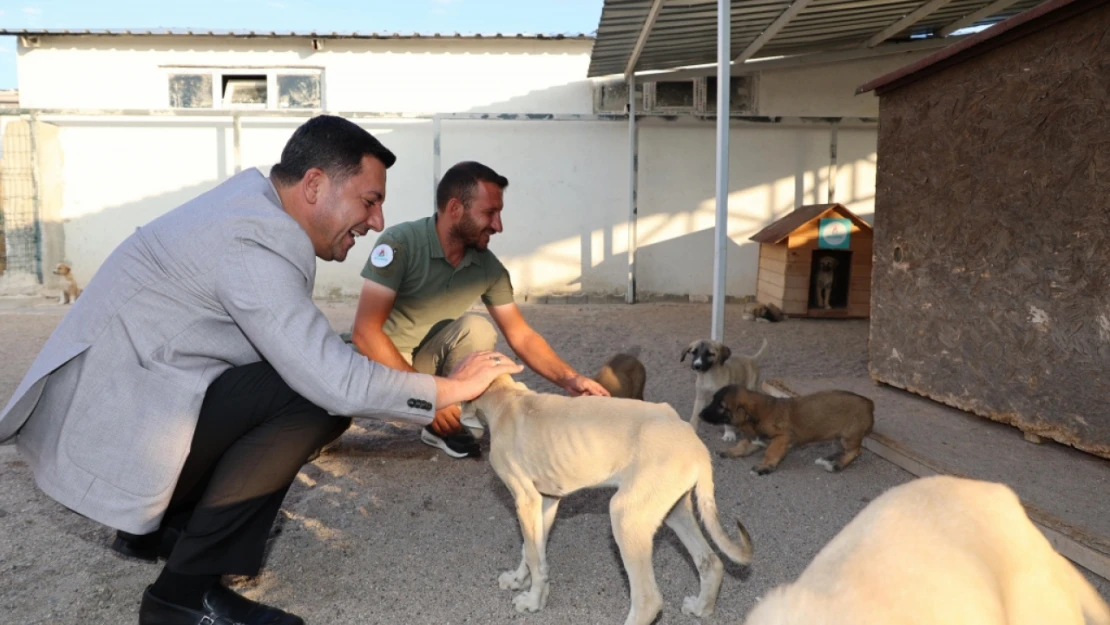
top-left (513, 590), bottom-right (544, 613)
top-left (751, 466), bottom-right (773, 476)
top-left (815, 457), bottom-right (840, 473)
top-left (721, 429), bottom-right (737, 443)
top-left (682, 595), bottom-right (713, 617)
top-left (498, 570), bottom-right (528, 590)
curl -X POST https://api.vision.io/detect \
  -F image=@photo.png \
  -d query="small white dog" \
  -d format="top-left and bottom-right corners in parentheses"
top-left (741, 475), bottom-right (1110, 625)
top-left (461, 374), bottom-right (754, 625)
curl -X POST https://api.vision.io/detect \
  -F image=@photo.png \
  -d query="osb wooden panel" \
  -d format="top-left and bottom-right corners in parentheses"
top-left (870, 3), bottom-right (1110, 460)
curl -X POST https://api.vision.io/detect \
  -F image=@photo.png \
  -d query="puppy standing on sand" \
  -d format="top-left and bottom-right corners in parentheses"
top-left (700, 384), bottom-right (873, 475)
top-left (460, 373), bottom-right (753, 625)
top-left (741, 475), bottom-right (1110, 625)
top-left (682, 338), bottom-right (768, 442)
top-left (592, 352), bottom-right (647, 400)
top-left (52, 262), bottom-right (82, 305)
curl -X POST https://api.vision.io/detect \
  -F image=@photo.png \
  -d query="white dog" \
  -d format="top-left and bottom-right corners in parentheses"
top-left (461, 374), bottom-right (754, 625)
top-left (742, 475), bottom-right (1110, 625)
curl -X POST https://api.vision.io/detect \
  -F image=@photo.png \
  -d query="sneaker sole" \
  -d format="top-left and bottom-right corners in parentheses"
top-left (420, 428), bottom-right (473, 459)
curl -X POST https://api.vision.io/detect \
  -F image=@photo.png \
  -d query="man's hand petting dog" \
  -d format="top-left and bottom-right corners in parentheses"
top-left (439, 350), bottom-right (524, 408)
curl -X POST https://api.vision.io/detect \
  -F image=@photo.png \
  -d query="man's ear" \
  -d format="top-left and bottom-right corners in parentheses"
top-left (445, 196), bottom-right (466, 218)
top-left (303, 167), bottom-right (325, 204)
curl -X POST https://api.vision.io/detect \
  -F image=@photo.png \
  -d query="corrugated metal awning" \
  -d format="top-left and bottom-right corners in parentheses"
top-left (588, 0), bottom-right (1051, 77)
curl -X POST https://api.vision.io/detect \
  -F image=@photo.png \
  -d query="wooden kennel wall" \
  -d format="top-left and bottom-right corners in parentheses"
top-left (749, 203), bottom-right (872, 319)
top-left (857, 0), bottom-right (1110, 460)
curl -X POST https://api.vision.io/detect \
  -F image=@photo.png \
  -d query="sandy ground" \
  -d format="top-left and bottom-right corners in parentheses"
top-left (0, 298), bottom-right (1102, 624)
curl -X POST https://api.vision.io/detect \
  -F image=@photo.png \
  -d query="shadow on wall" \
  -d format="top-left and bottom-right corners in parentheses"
top-left (19, 73), bottom-right (878, 300)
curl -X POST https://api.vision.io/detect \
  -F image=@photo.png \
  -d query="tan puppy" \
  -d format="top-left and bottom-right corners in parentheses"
top-left (681, 337), bottom-right (768, 442)
top-left (52, 262), bottom-right (82, 305)
top-left (592, 352), bottom-right (646, 400)
top-left (461, 374), bottom-right (753, 625)
top-left (699, 385), bottom-right (873, 475)
top-left (814, 255), bottom-right (838, 310)
top-left (742, 475), bottom-right (1110, 625)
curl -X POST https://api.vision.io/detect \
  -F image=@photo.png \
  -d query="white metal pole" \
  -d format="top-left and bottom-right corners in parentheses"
top-left (710, 0), bottom-right (731, 342)
top-left (432, 115), bottom-right (442, 206)
top-left (626, 74), bottom-right (638, 304)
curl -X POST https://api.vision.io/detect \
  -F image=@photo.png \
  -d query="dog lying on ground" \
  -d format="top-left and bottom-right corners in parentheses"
top-left (747, 302), bottom-right (786, 323)
top-left (682, 338), bottom-right (768, 442)
top-left (592, 352), bottom-right (647, 400)
top-left (699, 384), bottom-right (873, 475)
top-left (814, 255), bottom-right (838, 310)
top-left (52, 262), bottom-right (82, 305)
top-left (460, 374), bottom-right (753, 625)
top-left (741, 475), bottom-right (1110, 625)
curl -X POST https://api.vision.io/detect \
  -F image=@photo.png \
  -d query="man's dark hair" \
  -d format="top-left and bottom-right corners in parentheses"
top-left (270, 115), bottom-right (396, 186)
top-left (436, 161), bottom-right (509, 212)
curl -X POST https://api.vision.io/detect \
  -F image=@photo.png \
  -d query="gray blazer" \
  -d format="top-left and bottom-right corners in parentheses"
top-left (0, 168), bottom-right (439, 535)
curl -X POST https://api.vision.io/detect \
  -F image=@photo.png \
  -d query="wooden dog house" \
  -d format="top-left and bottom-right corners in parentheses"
top-left (749, 203), bottom-right (872, 319)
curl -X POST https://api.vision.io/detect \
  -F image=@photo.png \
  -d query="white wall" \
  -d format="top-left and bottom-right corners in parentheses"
top-left (9, 36), bottom-right (914, 299)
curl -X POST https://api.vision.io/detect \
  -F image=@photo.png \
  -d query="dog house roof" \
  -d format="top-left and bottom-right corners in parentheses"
top-left (748, 203), bottom-right (872, 245)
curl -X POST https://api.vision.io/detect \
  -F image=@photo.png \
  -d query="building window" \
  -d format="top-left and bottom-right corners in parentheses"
top-left (277, 74), bottom-right (322, 109)
top-left (652, 80), bottom-right (696, 109)
top-left (704, 74), bottom-right (758, 115)
top-left (221, 74), bottom-right (268, 108)
top-left (165, 67), bottom-right (323, 110)
top-left (168, 74), bottom-right (213, 108)
top-left (592, 75), bottom-right (758, 116)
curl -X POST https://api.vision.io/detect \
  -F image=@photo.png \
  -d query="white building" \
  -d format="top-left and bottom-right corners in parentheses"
top-left (0, 27), bottom-right (933, 300)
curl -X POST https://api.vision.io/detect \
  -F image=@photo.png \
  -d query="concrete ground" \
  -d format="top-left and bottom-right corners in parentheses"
top-left (0, 297), bottom-right (1104, 624)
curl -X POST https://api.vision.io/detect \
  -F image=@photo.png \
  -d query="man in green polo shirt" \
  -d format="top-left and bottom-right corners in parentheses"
top-left (346, 160), bottom-right (609, 458)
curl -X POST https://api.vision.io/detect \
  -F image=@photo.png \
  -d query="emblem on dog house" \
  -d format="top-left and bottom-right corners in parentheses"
top-left (749, 203), bottom-right (872, 319)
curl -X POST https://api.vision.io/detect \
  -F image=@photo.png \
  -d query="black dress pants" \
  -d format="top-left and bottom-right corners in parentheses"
top-left (157, 361), bottom-right (351, 576)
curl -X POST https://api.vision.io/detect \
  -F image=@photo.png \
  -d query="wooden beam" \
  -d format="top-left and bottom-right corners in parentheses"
top-left (865, 0), bottom-right (955, 48)
top-left (734, 0), bottom-right (815, 63)
top-left (939, 0), bottom-right (1023, 37)
top-left (625, 0), bottom-right (668, 77)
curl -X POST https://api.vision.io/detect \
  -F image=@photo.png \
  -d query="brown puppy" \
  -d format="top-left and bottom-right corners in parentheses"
top-left (592, 353), bottom-right (647, 400)
top-left (52, 262), bottom-right (82, 305)
top-left (699, 384), bottom-right (873, 475)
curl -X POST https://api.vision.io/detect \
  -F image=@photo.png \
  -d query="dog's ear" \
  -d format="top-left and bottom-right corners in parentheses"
top-left (680, 345), bottom-right (692, 362)
top-left (718, 345), bottom-right (732, 363)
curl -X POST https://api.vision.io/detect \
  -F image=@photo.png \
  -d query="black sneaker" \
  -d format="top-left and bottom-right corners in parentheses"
top-left (421, 425), bottom-right (481, 459)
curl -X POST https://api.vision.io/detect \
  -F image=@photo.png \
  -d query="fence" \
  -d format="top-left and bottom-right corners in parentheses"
top-left (0, 108), bottom-right (877, 301)
top-left (0, 118), bottom-right (40, 287)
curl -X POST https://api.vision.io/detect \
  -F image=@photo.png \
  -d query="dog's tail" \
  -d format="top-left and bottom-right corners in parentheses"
top-left (749, 337), bottom-right (769, 362)
top-left (693, 453), bottom-right (753, 565)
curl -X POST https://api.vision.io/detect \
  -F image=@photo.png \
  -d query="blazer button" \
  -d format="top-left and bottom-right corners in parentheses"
top-left (407, 398), bottom-right (416, 408)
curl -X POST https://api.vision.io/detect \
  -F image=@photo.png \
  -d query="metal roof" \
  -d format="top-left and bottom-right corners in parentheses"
top-left (588, 0), bottom-right (1052, 77)
top-left (0, 28), bottom-right (592, 41)
top-left (858, 0), bottom-right (1106, 94)
top-left (749, 203), bottom-right (870, 244)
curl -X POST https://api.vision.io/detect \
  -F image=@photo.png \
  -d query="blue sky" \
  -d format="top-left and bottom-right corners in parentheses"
top-left (0, 0), bottom-right (606, 89)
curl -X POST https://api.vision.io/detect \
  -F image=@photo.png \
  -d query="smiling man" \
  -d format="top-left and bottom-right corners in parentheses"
top-left (0, 116), bottom-right (522, 625)
top-left (345, 160), bottom-right (610, 459)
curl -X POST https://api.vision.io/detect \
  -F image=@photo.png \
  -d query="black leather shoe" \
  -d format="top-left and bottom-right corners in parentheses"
top-left (139, 584), bottom-right (305, 624)
top-left (111, 527), bottom-right (180, 562)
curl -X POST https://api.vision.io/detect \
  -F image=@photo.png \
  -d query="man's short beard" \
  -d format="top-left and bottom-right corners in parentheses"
top-left (450, 208), bottom-right (485, 250)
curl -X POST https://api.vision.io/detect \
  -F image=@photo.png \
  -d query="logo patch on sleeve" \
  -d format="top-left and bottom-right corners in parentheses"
top-left (370, 243), bottom-right (394, 268)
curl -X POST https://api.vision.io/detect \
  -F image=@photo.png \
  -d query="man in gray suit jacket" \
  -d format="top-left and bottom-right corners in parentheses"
top-left (0, 115), bottom-right (522, 625)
